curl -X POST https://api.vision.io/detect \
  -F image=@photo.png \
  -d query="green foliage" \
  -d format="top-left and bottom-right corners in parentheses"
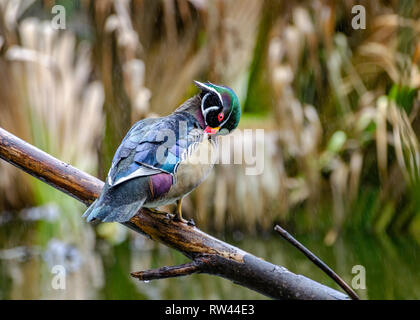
top-left (243, 1), bottom-right (277, 115)
top-left (388, 85), bottom-right (418, 113)
top-left (327, 131), bottom-right (347, 153)
top-left (101, 240), bottom-right (148, 300)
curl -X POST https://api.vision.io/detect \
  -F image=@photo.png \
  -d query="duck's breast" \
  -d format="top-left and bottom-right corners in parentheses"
top-left (168, 137), bottom-right (218, 200)
top-left (144, 136), bottom-right (217, 207)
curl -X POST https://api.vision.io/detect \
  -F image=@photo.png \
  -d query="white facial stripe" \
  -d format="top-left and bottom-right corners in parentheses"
top-left (203, 106), bottom-right (220, 118)
top-left (195, 81), bottom-right (223, 106)
top-left (201, 92), bottom-right (220, 126)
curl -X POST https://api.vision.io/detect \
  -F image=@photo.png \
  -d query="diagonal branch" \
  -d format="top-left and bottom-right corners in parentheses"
top-left (274, 225), bottom-right (359, 300)
top-left (0, 127), bottom-right (350, 300)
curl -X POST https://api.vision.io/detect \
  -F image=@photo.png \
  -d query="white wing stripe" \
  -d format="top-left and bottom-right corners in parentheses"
top-left (110, 166), bottom-right (162, 187)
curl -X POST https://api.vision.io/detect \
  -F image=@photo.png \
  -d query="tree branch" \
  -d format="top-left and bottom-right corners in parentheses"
top-left (0, 127), bottom-right (350, 300)
top-left (131, 258), bottom-right (206, 281)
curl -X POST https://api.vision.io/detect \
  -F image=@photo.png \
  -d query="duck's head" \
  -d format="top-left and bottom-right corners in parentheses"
top-left (194, 81), bottom-right (241, 135)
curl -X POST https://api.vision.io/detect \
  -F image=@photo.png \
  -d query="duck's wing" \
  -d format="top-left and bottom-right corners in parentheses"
top-left (108, 112), bottom-right (203, 187)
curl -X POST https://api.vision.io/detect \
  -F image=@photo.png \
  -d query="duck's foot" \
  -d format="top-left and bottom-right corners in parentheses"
top-left (172, 198), bottom-right (188, 224)
top-left (172, 212), bottom-right (188, 224)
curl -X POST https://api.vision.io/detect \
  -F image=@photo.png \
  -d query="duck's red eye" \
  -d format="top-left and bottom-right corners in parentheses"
top-left (218, 112), bottom-right (224, 122)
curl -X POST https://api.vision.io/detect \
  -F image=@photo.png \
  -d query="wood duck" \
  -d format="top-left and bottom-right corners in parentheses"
top-left (83, 81), bottom-right (241, 223)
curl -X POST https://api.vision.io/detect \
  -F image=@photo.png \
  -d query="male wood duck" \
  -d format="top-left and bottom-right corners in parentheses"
top-left (83, 81), bottom-right (241, 224)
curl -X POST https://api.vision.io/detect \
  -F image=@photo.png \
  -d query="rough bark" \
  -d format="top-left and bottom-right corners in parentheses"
top-left (0, 127), bottom-right (349, 300)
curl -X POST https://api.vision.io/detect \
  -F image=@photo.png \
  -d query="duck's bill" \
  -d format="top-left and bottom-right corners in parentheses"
top-left (204, 126), bottom-right (220, 134)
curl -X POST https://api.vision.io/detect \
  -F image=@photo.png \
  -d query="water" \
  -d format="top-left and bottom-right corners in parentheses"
top-left (1, 219), bottom-right (420, 299)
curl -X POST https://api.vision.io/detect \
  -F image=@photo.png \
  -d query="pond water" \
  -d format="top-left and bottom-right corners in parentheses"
top-left (1, 217), bottom-right (420, 300)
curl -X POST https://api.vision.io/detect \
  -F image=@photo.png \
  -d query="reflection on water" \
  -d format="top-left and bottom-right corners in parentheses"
top-left (1, 215), bottom-right (420, 300)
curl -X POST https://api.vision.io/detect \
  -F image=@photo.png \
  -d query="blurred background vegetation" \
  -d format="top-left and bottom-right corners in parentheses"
top-left (1, 0), bottom-right (420, 299)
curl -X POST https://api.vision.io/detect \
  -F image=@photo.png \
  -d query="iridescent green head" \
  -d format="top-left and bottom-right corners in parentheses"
top-left (194, 81), bottom-right (241, 135)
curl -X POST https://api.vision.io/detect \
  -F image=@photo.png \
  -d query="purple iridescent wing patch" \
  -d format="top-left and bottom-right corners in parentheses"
top-left (149, 173), bottom-right (173, 198)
